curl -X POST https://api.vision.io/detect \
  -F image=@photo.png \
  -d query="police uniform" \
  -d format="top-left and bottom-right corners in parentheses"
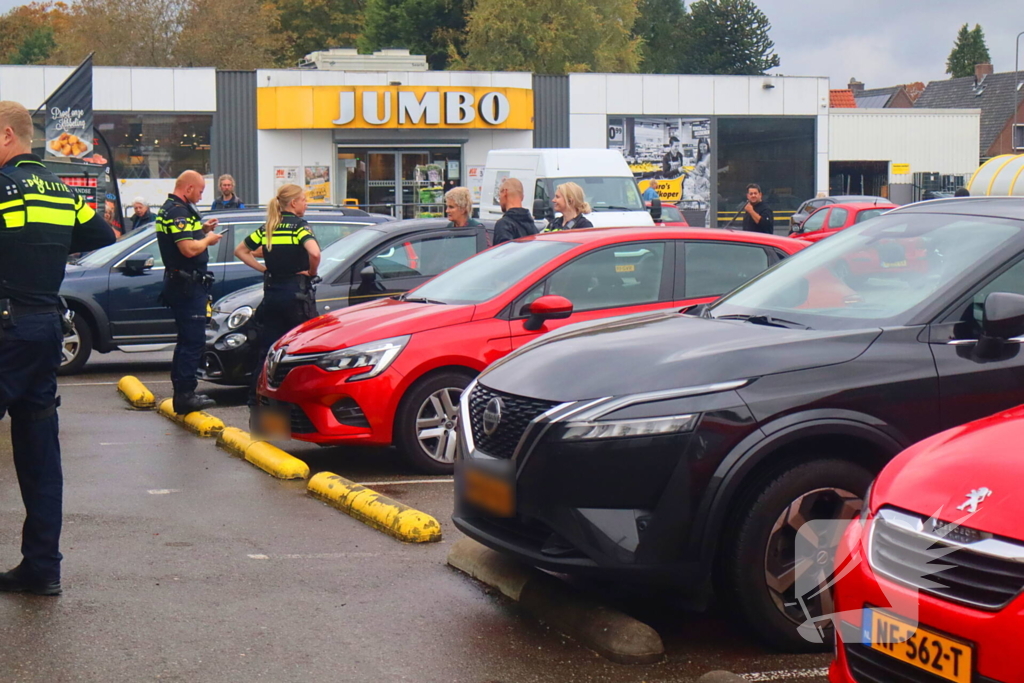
top-left (155, 194), bottom-right (214, 412)
top-left (0, 153), bottom-right (114, 594)
top-left (246, 212), bottom-right (318, 405)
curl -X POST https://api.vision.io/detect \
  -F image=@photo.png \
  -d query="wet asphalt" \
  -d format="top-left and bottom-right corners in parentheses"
top-left (0, 350), bottom-right (831, 682)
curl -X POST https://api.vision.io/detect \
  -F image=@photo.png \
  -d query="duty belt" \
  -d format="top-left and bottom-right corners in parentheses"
top-left (167, 269), bottom-right (214, 286)
top-left (264, 272), bottom-right (311, 285)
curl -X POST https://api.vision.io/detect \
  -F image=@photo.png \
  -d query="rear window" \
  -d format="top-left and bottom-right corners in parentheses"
top-left (661, 205), bottom-right (684, 222)
top-left (855, 209), bottom-right (888, 224)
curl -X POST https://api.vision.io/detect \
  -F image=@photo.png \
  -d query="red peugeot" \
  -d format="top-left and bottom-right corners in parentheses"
top-left (830, 402), bottom-right (1024, 683)
top-left (790, 201), bottom-right (897, 243)
top-left (257, 228), bottom-right (805, 473)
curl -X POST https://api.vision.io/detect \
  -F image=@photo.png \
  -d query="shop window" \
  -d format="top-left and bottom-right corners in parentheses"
top-left (94, 114), bottom-right (212, 180)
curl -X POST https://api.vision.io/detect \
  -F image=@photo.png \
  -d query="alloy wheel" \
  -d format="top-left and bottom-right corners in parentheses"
top-left (61, 325), bottom-right (81, 367)
top-left (763, 486), bottom-right (863, 627)
top-left (415, 386), bottom-right (463, 464)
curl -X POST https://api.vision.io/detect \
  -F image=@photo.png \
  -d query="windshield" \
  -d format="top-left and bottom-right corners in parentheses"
top-left (320, 228), bottom-right (386, 275)
top-left (710, 213), bottom-right (1024, 330)
top-left (541, 177), bottom-right (644, 212)
top-left (408, 240), bottom-right (577, 305)
top-left (74, 228), bottom-right (153, 267)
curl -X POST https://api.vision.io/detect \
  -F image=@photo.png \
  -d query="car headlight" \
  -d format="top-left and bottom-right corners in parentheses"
top-left (227, 305), bottom-right (253, 330)
top-left (314, 335), bottom-right (410, 381)
top-left (559, 414), bottom-right (698, 441)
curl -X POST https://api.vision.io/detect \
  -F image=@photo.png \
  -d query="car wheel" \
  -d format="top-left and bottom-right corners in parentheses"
top-left (394, 371), bottom-right (474, 475)
top-left (57, 313), bottom-right (93, 376)
top-left (719, 459), bottom-right (873, 653)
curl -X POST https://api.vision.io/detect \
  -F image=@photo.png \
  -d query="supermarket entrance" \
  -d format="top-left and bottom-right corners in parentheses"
top-left (337, 146), bottom-right (463, 218)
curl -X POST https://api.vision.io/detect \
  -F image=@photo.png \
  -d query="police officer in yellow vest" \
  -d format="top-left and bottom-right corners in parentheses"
top-left (156, 170), bottom-right (222, 415)
top-left (0, 101), bottom-right (115, 595)
top-left (233, 183), bottom-right (320, 409)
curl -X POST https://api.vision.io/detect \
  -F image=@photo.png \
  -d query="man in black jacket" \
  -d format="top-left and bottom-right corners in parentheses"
top-left (493, 178), bottom-right (538, 245)
top-left (742, 184), bottom-right (774, 235)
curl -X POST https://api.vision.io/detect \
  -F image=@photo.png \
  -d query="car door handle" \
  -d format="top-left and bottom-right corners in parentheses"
top-left (946, 336), bottom-right (1024, 346)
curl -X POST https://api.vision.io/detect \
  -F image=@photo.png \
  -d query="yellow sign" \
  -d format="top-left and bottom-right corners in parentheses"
top-left (891, 163), bottom-right (911, 175)
top-left (258, 86), bottom-right (534, 130)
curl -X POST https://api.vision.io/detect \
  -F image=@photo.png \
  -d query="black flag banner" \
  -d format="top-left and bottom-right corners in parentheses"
top-left (44, 53), bottom-right (93, 160)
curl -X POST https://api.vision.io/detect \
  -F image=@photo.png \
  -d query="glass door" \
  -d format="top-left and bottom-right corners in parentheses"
top-left (367, 152), bottom-right (397, 215)
top-left (339, 147), bottom-right (463, 217)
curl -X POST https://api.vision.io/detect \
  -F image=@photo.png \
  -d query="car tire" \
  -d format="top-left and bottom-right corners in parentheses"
top-left (394, 370), bottom-right (474, 475)
top-left (718, 458), bottom-right (873, 653)
top-left (57, 313), bottom-right (93, 376)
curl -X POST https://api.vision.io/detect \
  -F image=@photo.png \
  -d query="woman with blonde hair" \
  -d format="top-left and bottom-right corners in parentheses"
top-left (234, 183), bottom-right (321, 408)
top-left (545, 181), bottom-right (593, 232)
top-left (443, 186), bottom-right (482, 228)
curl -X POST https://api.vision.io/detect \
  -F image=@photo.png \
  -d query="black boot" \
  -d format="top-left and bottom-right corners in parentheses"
top-left (172, 392), bottom-right (216, 415)
top-left (0, 565), bottom-right (61, 596)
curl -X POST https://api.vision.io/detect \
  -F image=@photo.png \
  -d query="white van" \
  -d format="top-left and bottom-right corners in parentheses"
top-left (478, 149), bottom-right (655, 228)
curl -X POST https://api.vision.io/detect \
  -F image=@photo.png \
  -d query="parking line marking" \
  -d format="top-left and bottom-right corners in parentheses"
top-left (62, 380), bottom-right (174, 386)
top-left (247, 552), bottom-right (384, 560)
top-left (355, 478), bottom-right (454, 486)
top-left (740, 667), bottom-right (829, 681)
top-left (100, 442), bottom-right (134, 446)
top-left (147, 489), bottom-right (181, 495)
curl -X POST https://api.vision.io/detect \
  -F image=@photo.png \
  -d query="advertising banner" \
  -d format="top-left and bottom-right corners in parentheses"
top-left (608, 116), bottom-right (711, 225)
top-left (45, 54), bottom-right (94, 160)
top-left (274, 166), bottom-right (299, 190)
top-left (467, 166), bottom-right (484, 205)
top-left (304, 165), bottom-right (331, 203)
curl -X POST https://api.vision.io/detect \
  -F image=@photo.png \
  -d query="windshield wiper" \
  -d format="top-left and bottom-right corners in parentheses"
top-left (401, 296), bottom-right (447, 305)
top-left (715, 314), bottom-right (811, 330)
top-left (599, 206), bottom-right (637, 212)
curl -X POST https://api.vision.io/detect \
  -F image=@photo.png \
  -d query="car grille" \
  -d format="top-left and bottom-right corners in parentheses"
top-left (468, 384), bottom-right (559, 459)
top-left (870, 508), bottom-right (1024, 611)
top-left (844, 643), bottom-right (1000, 683)
top-left (267, 358), bottom-right (318, 388)
top-left (257, 395), bottom-right (316, 434)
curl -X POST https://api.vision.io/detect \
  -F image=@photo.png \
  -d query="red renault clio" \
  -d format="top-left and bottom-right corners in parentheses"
top-left (830, 399), bottom-right (1024, 683)
top-left (257, 227), bottom-right (804, 473)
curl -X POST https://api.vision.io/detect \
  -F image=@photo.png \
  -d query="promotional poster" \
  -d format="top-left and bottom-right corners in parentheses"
top-left (304, 165), bottom-right (331, 203)
top-left (45, 55), bottom-right (94, 160)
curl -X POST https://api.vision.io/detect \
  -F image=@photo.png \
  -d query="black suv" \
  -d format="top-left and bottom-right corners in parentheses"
top-left (454, 198), bottom-right (1024, 651)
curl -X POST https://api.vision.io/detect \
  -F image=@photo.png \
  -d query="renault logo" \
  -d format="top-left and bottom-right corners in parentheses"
top-left (267, 346), bottom-right (286, 380)
top-left (482, 397), bottom-right (504, 436)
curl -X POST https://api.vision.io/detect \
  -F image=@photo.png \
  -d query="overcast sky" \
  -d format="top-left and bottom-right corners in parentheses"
top-left (759, 0), bottom-right (1024, 88)
top-left (0, 0), bottom-right (1020, 89)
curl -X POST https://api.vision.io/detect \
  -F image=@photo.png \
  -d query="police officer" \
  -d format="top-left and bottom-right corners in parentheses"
top-left (0, 101), bottom-right (115, 595)
top-left (156, 170), bottom-right (222, 414)
top-left (234, 183), bottom-right (320, 409)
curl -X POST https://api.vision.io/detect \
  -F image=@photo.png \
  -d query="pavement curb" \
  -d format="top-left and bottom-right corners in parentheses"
top-left (116, 375), bottom-right (156, 410)
top-left (447, 538), bottom-right (664, 665)
top-left (697, 672), bottom-right (747, 682)
top-left (157, 398), bottom-right (225, 437)
top-left (216, 427), bottom-right (310, 480)
top-left (307, 471), bottom-right (442, 543)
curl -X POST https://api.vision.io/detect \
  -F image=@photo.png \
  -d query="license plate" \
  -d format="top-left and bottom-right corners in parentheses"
top-left (863, 608), bottom-right (973, 683)
top-left (462, 467), bottom-right (515, 517)
top-left (255, 406), bottom-right (290, 438)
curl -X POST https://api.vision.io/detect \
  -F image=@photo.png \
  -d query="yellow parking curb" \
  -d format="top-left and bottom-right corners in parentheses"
top-left (216, 427), bottom-right (310, 480)
top-left (307, 472), bottom-right (442, 543)
top-left (116, 375), bottom-right (156, 410)
top-left (157, 398), bottom-right (225, 437)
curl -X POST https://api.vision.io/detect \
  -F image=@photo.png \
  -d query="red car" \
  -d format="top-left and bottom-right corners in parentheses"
top-left (646, 201), bottom-right (690, 227)
top-left (790, 202), bottom-right (897, 243)
top-left (830, 406), bottom-right (1024, 683)
top-left (257, 228), bottom-right (804, 473)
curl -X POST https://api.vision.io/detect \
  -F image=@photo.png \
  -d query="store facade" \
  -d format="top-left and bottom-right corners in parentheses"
top-left (254, 70), bottom-right (534, 215)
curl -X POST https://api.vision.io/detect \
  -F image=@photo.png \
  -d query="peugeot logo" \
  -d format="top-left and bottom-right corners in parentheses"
top-left (482, 397), bottom-right (504, 436)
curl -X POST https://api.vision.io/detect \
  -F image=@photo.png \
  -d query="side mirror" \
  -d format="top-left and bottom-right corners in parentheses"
top-left (359, 264), bottom-right (377, 283)
top-left (523, 295), bottom-right (573, 332)
top-left (123, 253), bottom-right (154, 274)
top-left (532, 198), bottom-right (552, 222)
top-left (649, 197), bottom-right (662, 221)
top-left (982, 292), bottom-right (1024, 340)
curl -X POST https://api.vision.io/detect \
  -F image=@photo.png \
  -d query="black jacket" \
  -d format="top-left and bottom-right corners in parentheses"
top-left (545, 214), bottom-right (593, 232)
top-left (493, 207), bottom-right (538, 245)
top-left (130, 210), bottom-right (155, 232)
top-left (742, 202), bottom-right (774, 234)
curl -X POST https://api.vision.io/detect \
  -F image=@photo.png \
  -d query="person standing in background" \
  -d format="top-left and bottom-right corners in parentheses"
top-left (742, 184), bottom-right (774, 235)
top-left (493, 178), bottom-right (538, 245)
top-left (641, 179), bottom-right (659, 202)
top-left (210, 174), bottom-right (244, 211)
top-left (129, 197), bottom-right (154, 232)
top-left (444, 187), bottom-right (483, 229)
top-left (545, 182), bottom-right (594, 232)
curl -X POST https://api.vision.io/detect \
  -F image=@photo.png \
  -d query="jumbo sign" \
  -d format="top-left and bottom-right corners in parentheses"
top-left (257, 86), bottom-right (534, 130)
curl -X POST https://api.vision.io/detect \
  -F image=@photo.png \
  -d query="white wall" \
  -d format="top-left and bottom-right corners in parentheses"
top-left (0, 66), bottom-right (217, 112)
top-left (568, 73), bottom-right (831, 194)
top-left (256, 129), bottom-right (333, 204)
top-left (830, 108), bottom-right (981, 183)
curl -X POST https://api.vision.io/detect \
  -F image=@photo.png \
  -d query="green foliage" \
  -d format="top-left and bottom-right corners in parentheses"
top-left (11, 26), bottom-right (56, 64)
top-left (273, 0), bottom-right (365, 67)
top-left (455, 0), bottom-right (642, 74)
top-left (634, 0), bottom-right (688, 74)
top-left (359, 0), bottom-right (469, 70)
top-left (945, 23), bottom-right (991, 78)
top-left (683, 0), bottom-right (779, 75)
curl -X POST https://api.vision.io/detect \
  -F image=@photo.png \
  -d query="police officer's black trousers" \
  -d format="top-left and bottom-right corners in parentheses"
top-left (164, 280), bottom-right (209, 396)
top-left (248, 282), bottom-right (315, 407)
top-left (0, 312), bottom-right (64, 581)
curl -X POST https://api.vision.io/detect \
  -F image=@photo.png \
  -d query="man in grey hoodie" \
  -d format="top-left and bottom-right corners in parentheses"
top-left (493, 177), bottom-right (539, 245)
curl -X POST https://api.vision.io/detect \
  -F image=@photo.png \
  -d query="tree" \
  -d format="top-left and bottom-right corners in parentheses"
top-left (633, 0), bottom-right (688, 74)
top-left (359, 0), bottom-right (469, 70)
top-left (454, 0), bottom-right (642, 75)
top-left (0, 2), bottom-right (69, 65)
top-left (683, 0), bottom-right (779, 75)
top-left (271, 0), bottom-right (364, 67)
top-left (945, 23), bottom-right (991, 78)
top-left (174, 0), bottom-right (283, 69)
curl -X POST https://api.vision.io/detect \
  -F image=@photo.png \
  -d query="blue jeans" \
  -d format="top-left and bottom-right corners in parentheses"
top-left (163, 281), bottom-right (209, 396)
top-left (0, 312), bottom-right (64, 581)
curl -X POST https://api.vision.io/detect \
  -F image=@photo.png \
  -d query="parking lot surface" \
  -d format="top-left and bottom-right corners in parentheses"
top-left (0, 351), bottom-right (829, 682)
